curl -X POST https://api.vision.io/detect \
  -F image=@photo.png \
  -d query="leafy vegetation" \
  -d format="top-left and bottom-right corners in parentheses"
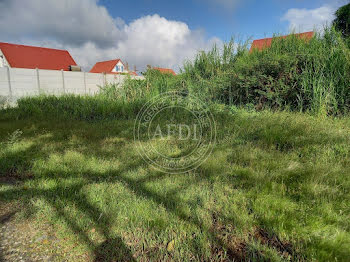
top-left (183, 28), bottom-right (350, 116)
top-left (333, 2), bottom-right (350, 39)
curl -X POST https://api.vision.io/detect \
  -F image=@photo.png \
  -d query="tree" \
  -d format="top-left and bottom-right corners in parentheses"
top-left (333, 3), bottom-right (350, 38)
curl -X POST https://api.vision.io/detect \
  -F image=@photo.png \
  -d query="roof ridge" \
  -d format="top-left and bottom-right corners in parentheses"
top-left (153, 66), bottom-right (172, 69)
top-left (95, 59), bottom-right (121, 64)
top-left (252, 31), bottom-right (314, 42)
top-left (0, 42), bottom-right (70, 53)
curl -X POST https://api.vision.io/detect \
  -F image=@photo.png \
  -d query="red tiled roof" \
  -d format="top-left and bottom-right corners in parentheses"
top-left (0, 42), bottom-right (77, 71)
top-left (89, 59), bottom-right (137, 76)
top-left (153, 67), bottom-right (176, 76)
top-left (89, 59), bottom-right (121, 73)
top-left (250, 32), bottom-right (314, 52)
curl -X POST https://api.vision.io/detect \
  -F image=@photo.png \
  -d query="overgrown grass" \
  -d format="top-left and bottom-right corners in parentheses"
top-left (11, 94), bottom-right (146, 121)
top-left (183, 28), bottom-right (350, 115)
top-left (0, 110), bottom-right (349, 261)
top-left (87, 28), bottom-right (350, 117)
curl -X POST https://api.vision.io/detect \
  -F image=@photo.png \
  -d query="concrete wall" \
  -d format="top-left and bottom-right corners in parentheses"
top-left (0, 67), bottom-right (144, 103)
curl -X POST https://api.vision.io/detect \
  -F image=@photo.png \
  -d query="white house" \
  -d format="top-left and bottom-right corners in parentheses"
top-left (89, 59), bottom-right (137, 75)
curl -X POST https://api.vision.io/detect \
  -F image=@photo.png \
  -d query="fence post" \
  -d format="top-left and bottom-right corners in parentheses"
top-left (6, 66), bottom-right (13, 101)
top-left (102, 72), bottom-right (106, 86)
top-left (83, 71), bottom-right (87, 94)
top-left (36, 68), bottom-right (40, 93)
top-left (61, 69), bottom-right (66, 94)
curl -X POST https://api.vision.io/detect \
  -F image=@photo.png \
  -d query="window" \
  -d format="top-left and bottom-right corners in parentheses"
top-left (115, 64), bottom-right (125, 72)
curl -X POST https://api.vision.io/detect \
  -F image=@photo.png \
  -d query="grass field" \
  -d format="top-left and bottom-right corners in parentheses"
top-left (1, 109), bottom-right (349, 261)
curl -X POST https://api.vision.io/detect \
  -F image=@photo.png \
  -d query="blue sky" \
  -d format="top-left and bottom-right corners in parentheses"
top-left (100, 0), bottom-right (342, 41)
top-left (0, 0), bottom-right (347, 71)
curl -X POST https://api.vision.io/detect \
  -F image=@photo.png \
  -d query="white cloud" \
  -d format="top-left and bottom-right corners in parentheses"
top-left (0, 0), bottom-right (123, 48)
top-left (0, 0), bottom-right (220, 72)
top-left (281, 5), bottom-right (336, 32)
top-left (114, 15), bottom-right (221, 72)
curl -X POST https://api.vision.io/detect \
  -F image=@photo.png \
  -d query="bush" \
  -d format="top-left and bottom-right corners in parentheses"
top-left (183, 28), bottom-right (350, 115)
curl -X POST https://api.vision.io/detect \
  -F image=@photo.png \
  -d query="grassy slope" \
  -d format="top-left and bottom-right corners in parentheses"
top-left (0, 110), bottom-right (349, 261)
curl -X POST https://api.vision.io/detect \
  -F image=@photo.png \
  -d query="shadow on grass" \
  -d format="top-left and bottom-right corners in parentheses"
top-left (0, 162), bottom-right (299, 261)
top-left (1, 118), bottom-right (347, 260)
top-left (0, 146), bottom-right (245, 261)
top-left (0, 176), bottom-right (137, 261)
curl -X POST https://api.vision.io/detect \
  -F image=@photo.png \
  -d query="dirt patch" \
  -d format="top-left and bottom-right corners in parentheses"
top-left (254, 228), bottom-right (292, 256)
top-left (0, 172), bottom-right (33, 185)
top-left (210, 213), bottom-right (248, 261)
top-left (210, 213), bottom-right (300, 261)
top-left (0, 202), bottom-right (62, 262)
top-left (253, 227), bottom-right (302, 261)
top-left (0, 177), bottom-right (20, 186)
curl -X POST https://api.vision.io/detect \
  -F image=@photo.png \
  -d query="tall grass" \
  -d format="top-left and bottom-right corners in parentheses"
top-left (10, 95), bottom-right (146, 121)
top-left (183, 28), bottom-right (350, 115)
top-left (4, 27), bottom-right (350, 121)
top-left (118, 28), bottom-right (350, 116)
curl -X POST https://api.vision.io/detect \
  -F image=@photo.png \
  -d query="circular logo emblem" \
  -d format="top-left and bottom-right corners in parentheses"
top-left (134, 92), bottom-right (216, 173)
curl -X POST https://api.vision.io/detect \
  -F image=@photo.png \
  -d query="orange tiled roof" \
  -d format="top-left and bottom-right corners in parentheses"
top-left (153, 67), bottom-right (176, 75)
top-left (89, 59), bottom-right (121, 73)
top-left (0, 42), bottom-right (77, 71)
top-left (90, 59), bottom-right (138, 76)
top-left (250, 31), bottom-right (314, 52)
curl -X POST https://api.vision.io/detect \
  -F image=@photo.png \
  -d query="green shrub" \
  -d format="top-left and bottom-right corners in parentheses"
top-left (183, 28), bottom-right (350, 115)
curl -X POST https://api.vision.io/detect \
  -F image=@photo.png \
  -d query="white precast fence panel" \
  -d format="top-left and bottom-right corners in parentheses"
top-left (85, 72), bottom-right (104, 94)
top-left (0, 67), bottom-right (9, 97)
top-left (0, 67), bottom-right (145, 103)
top-left (64, 71), bottom-right (86, 95)
top-left (38, 69), bottom-right (65, 96)
top-left (7, 68), bottom-right (38, 99)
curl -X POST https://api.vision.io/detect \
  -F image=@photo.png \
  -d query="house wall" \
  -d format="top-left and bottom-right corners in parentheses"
top-left (111, 61), bottom-right (128, 73)
top-left (0, 67), bottom-right (144, 104)
top-left (0, 49), bottom-right (10, 68)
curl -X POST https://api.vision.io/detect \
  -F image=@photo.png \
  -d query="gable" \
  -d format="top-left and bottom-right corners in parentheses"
top-left (0, 49), bottom-right (9, 67)
top-left (89, 59), bottom-right (121, 73)
top-left (0, 42), bottom-right (77, 71)
top-left (111, 60), bottom-right (126, 73)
